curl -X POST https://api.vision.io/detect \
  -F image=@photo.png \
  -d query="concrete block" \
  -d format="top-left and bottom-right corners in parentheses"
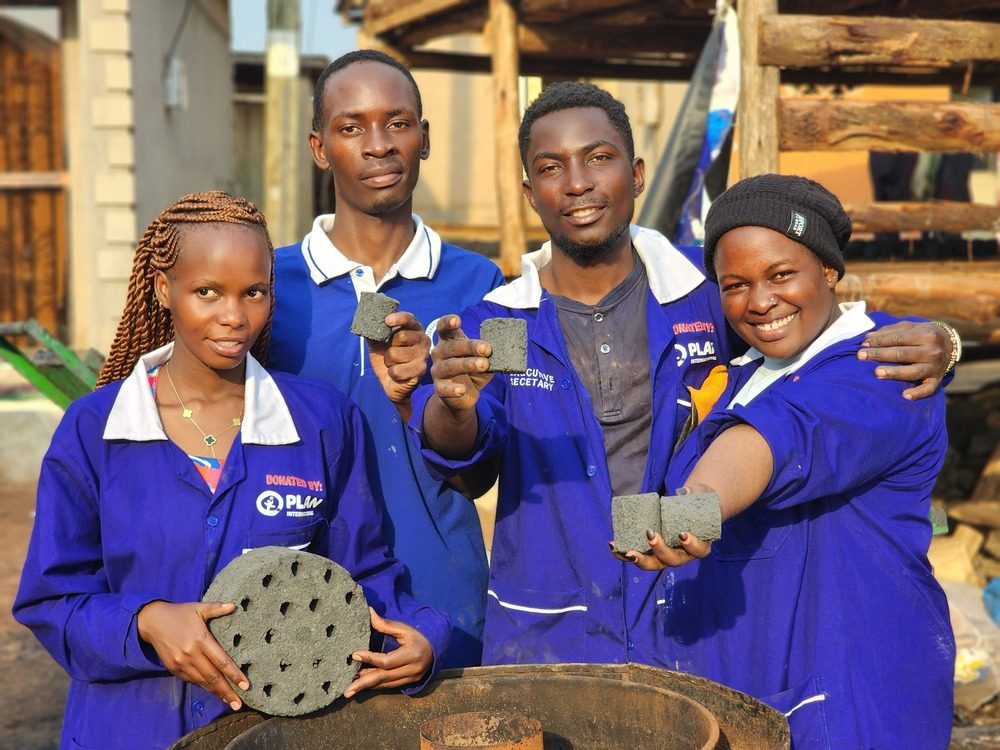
top-left (611, 493), bottom-right (661, 555)
top-left (660, 492), bottom-right (722, 548)
top-left (103, 207), bottom-right (136, 243)
top-left (88, 18), bottom-right (130, 53)
top-left (103, 56), bottom-right (132, 92)
top-left (480, 317), bottom-right (527, 374)
top-left (91, 95), bottom-right (132, 128)
top-left (205, 546), bottom-right (370, 717)
top-left (106, 131), bottom-right (135, 167)
top-left (95, 172), bottom-right (135, 205)
top-left (96, 247), bottom-right (134, 280)
top-left (350, 292), bottom-right (398, 343)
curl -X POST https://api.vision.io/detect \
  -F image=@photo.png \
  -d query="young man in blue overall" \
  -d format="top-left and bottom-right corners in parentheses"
top-left (406, 82), bottom-right (957, 668)
top-left (268, 51), bottom-right (504, 668)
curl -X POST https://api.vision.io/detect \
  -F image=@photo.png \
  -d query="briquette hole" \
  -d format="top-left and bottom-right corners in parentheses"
top-left (262, 574), bottom-right (272, 588)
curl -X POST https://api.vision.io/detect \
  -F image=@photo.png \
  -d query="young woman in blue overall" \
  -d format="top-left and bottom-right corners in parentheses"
top-left (13, 192), bottom-right (450, 750)
top-left (620, 175), bottom-right (954, 750)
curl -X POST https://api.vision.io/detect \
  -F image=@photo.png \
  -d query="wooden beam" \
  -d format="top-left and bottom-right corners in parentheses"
top-left (390, 10), bottom-right (488, 48)
top-left (779, 99), bottom-right (1000, 152)
top-left (489, 0), bottom-right (527, 277)
top-left (517, 23), bottom-right (703, 58)
top-left (389, 48), bottom-right (697, 81)
top-left (779, 64), bottom-right (1000, 88)
top-left (738, 0), bottom-right (780, 177)
top-left (837, 261), bottom-right (1000, 342)
top-left (364, 0), bottom-right (471, 36)
top-left (844, 201), bottom-right (1000, 234)
top-left (264, 0), bottom-right (301, 246)
top-left (519, 0), bottom-right (644, 22)
top-left (0, 171), bottom-right (68, 190)
top-left (760, 15), bottom-right (1000, 68)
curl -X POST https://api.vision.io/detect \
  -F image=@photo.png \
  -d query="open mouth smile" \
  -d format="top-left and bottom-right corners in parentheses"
top-left (753, 312), bottom-right (797, 333)
top-left (563, 204), bottom-right (605, 225)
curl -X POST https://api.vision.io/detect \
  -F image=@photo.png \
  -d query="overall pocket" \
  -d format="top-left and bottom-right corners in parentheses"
top-left (482, 577), bottom-right (586, 665)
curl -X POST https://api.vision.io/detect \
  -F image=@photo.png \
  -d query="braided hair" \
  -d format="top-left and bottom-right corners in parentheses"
top-left (96, 191), bottom-right (274, 386)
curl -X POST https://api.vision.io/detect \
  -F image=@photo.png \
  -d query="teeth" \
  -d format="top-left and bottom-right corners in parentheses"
top-left (756, 313), bottom-right (796, 332)
top-left (568, 207), bottom-right (598, 218)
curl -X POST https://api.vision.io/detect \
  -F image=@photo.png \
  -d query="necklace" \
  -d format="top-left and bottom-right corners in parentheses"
top-left (162, 362), bottom-right (244, 459)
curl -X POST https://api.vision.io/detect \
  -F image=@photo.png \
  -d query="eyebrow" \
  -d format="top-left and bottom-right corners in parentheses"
top-left (531, 139), bottom-right (617, 164)
top-left (332, 107), bottom-right (412, 120)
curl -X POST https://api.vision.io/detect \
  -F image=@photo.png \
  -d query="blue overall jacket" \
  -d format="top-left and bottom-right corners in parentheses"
top-left (14, 345), bottom-right (450, 750)
top-left (664, 305), bottom-right (953, 750)
top-left (270, 214), bottom-right (504, 668)
top-left (410, 225), bottom-right (730, 667)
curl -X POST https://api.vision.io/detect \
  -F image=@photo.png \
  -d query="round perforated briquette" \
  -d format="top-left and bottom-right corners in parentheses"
top-left (204, 546), bottom-right (370, 716)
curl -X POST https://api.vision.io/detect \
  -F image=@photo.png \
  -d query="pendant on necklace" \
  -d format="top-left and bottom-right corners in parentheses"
top-left (232, 417), bottom-right (242, 426)
top-left (204, 435), bottom-right (218, 447)
top-left (182, 409), bottom-right (193, 419)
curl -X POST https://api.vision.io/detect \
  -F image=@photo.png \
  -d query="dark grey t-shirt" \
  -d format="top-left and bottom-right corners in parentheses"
top-left (551, 256), bottom-right (651, 496)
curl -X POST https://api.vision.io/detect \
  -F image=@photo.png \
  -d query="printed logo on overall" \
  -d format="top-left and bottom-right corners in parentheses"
top-left (507, 367), bottom-right (555, 391)
top-left (672, 321), bottom-right (717, 366)
top-left (256, 474), bottom-right (325, 518)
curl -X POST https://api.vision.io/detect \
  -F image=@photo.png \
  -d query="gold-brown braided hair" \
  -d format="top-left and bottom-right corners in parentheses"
top-left (96, 191), bottom-right (274, 386)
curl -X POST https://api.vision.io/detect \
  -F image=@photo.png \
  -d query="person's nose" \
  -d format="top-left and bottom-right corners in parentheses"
top-left (748, 285), bottom-right (778, 314)
top-left (218, 297), bottom-right (248, 328)
top-left (564, 160), bottom-right (594, 196)
top-left (362, 126), bottom-right (396, 159)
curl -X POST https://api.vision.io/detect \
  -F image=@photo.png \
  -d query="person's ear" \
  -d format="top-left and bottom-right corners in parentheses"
top-left (419, 119), bottom-right (430, 160)
top-left (308, 131), bottom-right (329, 171)
top-left (824, 266), bottom-right (838, 288)
top-left (521, 178), bottom-right (537, 213)
top-left (632, 157), bottom-right (645, 197)
top-left (154, 270), bottom-right (171, 310)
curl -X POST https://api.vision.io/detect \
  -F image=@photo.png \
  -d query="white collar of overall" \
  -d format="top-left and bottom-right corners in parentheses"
top-left (103, 342), bottom-right (300, 445)
top-left (728, 301), bottom-right (875, 407)
top-left (483, 224), bottom-right (706, 310)
top-left (300, 212), bottom-right (442, 287)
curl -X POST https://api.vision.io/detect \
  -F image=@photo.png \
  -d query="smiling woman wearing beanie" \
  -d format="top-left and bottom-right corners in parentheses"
top-left (618, 174), bottom-right (954, 750)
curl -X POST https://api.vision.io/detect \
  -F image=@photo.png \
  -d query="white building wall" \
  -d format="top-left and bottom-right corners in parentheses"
top-left (61, 0), bottom-right (234, 351)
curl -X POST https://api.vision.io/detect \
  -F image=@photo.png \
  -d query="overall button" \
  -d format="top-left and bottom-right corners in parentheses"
top-left (586, 465), bottom-right (598, 477)
top-left (626, 639), bottom-right (635, 651)
top-left (192, 700), bottom-right (205, 714)
top-left (560, 378), bottom-right (571, 390)
top-left (599, 343), bottom-right (611, 354)
top-left (206, 515), bottom-right (219, 528)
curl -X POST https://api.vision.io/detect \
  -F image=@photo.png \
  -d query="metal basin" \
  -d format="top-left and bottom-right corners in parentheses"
top-left (171, 663), bottom-right (790, 750)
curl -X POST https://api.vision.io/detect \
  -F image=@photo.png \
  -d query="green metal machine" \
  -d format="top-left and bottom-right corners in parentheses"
top-left (0, 320), bottom-right (101, 410)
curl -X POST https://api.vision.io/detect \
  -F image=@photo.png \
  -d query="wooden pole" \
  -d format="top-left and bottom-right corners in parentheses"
top-left (264, 0), bottom-right (301, 246)
top-left (737, 0), bottom-right (779, 177)
top-left (489, 0), bottom-right (527, 276)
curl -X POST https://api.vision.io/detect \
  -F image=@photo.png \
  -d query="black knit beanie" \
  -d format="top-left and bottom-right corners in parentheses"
top-left (703, 174), bottom-right (852, 280)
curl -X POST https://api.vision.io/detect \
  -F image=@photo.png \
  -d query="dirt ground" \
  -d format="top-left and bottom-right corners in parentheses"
top-left (3, 480), bottom-right (1000, 750)
top-left (0, 482), bottom-right (66, 749)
